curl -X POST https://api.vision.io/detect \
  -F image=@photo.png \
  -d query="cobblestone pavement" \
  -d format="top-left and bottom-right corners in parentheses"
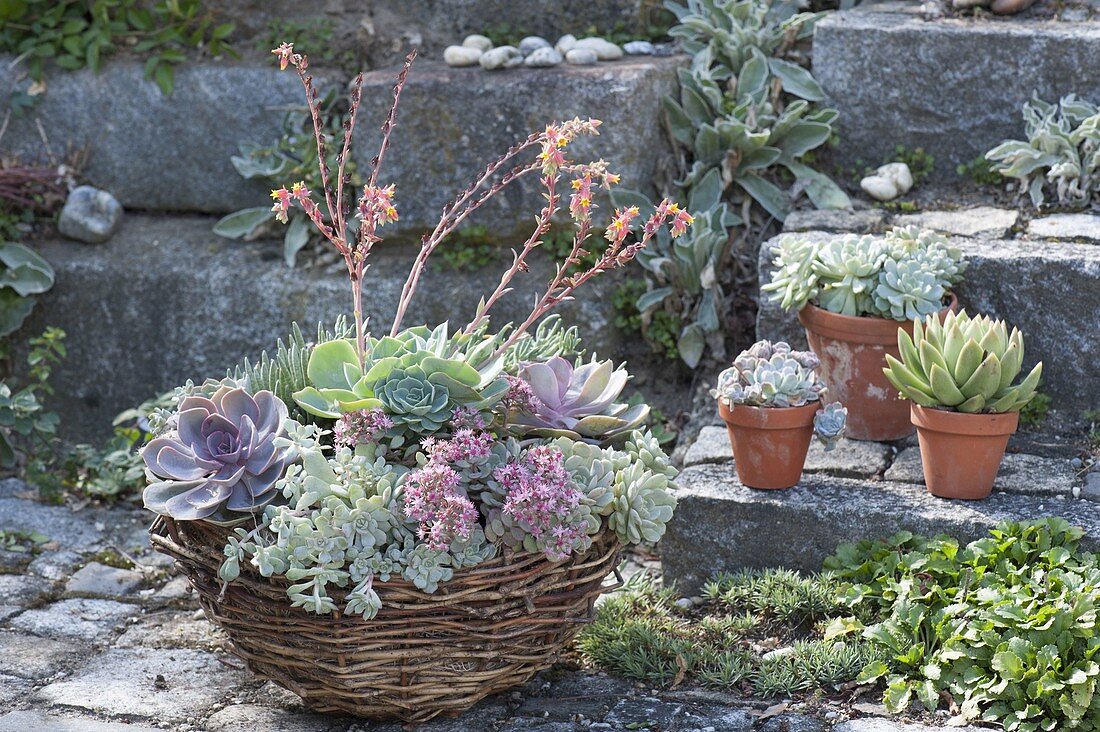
top-left (0, 478), bottom-right (982, 731)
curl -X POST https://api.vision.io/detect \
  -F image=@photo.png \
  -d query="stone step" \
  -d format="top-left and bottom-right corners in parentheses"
top-left (1, 56), bottom-right (679, 241)
top-left (20, 214), bottom-right (628, 442)
top-left (662, 426), bottom-right (1097, 593)
top-left (755, 208), bottom-right (1100, 412)
top-left (814, 5), bottom-right (1100, 179)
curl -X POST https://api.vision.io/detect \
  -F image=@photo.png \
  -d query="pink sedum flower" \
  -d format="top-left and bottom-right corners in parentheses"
top-left (403, 464), bottom-right (478, 551)
top-left (334, 408), bottom-right (393, 449)
top-left (494, 445), bottom-right (587, 561)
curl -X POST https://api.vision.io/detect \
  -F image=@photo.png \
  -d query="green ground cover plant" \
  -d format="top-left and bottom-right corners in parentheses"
top-left (583, 520), bottom-right (1100, 731)
top-left (0, 0), bottom-right (235, 94)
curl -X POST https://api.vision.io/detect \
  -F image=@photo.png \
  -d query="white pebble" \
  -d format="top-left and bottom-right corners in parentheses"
top-left (860, 162), bottom-right (914, 201)
top-left (443, 45), bottom-right (482, 67)
top-left (574, 37), bottom-right (623, 60)
top-left (555, 34), bottom-right (577, 54)
top-left (518, 36), bottom-right (551, 56)
top-left (565, 48), bottom-right (599, 65)
top-left (524, 47), bottom-right (563, 67)
top-left (479, 46), bottom-right (523, 70)
top-left (623, 40), bottom-right (656, 55)
top-left (462, 34), bottom-right (493, 52)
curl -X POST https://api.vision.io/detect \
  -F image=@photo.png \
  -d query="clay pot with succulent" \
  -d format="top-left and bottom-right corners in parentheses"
top-left (762, 226), bottom-right (966, 441)
top-left (883, 310), bottom-right (1043, 500)
top-left (711, 340), bottom-right (847, 490)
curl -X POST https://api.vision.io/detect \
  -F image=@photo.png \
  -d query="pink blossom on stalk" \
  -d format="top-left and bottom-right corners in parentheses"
top-left (569, 175), bottom-right (594, 222)
top-left (271, 43), bottom-right (301, 70)
top-left (605, 206), bottom-right (640, 245)
top-left (495, 445), bottom-right (586, 560)
top-left (501, 375), bottom-right (542, 414)
top-left (450, 407), bottom-right (487, 430)
top-left (357, 184), bottom-right (399, 227)
top-left (270, 187), bottom-right (293, 224)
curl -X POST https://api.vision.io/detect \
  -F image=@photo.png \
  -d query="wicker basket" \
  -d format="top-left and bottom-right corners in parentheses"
top-left (150, 516), bottom-right (621, 724)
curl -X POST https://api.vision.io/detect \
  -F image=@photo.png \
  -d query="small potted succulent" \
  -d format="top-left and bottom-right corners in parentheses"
top-left (882, 310), bottom-right (1043, 500)
top-left (711, 341), bottom-right (847, 490)
top-left (142, 44), bottom-right (693, 723)
top-left (762, 227), bottom-right (965, 441)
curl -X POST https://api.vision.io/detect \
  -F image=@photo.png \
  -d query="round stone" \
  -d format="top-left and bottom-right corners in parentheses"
top-left (574, 37), bottom-right (623, 60)
top-left (462, 34), bottom-right (493, 52)
top-left (623, 40), bottom-right (655, 55)
top-left (524, 47), bottom-right (563, 67)
top-left (443, 45), bottom-right (482, 67)
top-left (554, 34), bottom-right (578, 54)
top-left (565, 48), bottom-right (599, 66)
top-left (480, 46), bottom-right (523, 70)
top-left (518, 36), bottom-right (551, 56)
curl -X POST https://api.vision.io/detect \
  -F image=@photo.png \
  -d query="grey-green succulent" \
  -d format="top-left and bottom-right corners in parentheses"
top-left (608, 461), bottom-right (677, 545)
top-left (711, 340), bottom-right (826, 408)
top-left (883, 310), bottom-right (1043, 413)
top-left (764, 227), bottom-right (966, 321)
top-left (985, 94), bottom-right (1100, 208)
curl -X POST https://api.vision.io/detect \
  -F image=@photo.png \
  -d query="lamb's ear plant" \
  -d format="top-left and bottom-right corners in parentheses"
top-left (611, 0), bottom-right (848, 368)
top-left (985, 93), bottom-right (1100, 209)
top-left (882, 310), bottom-right (1042, 413)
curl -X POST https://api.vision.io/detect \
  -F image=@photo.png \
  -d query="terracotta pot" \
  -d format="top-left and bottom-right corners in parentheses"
top-left (911, 405), bottom-right (1018, 500)
top-left (797, 295), bottom-right (957, 442)
top-left (718, 401), bottom-right (818, 490)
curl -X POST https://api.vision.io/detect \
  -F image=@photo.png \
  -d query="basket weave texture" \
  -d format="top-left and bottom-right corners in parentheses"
top-left (150, 516), bottom-right (621, 723)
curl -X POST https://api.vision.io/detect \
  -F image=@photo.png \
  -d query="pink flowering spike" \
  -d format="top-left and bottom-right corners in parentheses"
top-left (604, 206), bottom-right (640, 244)
top-left (668, 202), bottom-right (695, 237)
top-left (270, 187), bottom-right (292, 224)
top-left (569, 174), bottom-right (594, 222)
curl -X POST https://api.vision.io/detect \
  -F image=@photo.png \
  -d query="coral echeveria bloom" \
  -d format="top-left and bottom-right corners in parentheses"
top-left (142, 386), bottom-right (293, 522)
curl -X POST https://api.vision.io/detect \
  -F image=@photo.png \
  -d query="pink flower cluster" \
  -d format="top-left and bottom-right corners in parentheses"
top-left (537, 118), bottom-right (602, 176)
top-left (357, 184), bottom-right (399, 228)
top-left (502, 375), bottom-right (541, 415)
top-left (270, 181), bottom-right (333, 239)
top-left (605, 199), bottom-right (694, 246)
top-left (496, 445), bottom-right (587, 561)
top-left (403, 464), bottom-right (478, 551)
top-left (333, 408), bottom-right (393, 449)
top-left (423, 429), bottom-right (494, 464)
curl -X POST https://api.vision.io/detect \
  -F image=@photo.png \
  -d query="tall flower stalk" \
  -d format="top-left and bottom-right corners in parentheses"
top-left (267, 43), bottom-right (693, 359)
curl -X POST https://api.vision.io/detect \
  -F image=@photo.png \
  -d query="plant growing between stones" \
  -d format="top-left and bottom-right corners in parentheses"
top-left (985, 94), bottom-right (1100, 209)
top-left (0, 0), bottom-right (236, 95)
top-left (0, 327), bottom-right (65, 469)
top-left (825, 519), bottom-right (1100, 730)
top-left (611, 0), bottom-right (849, 367)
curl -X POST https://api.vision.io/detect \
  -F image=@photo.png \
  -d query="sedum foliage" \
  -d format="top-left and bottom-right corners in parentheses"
top-left (763, 226), bottom-right (966, 321)
top-left (577, 569), bottom-right (882, 696)
top-left (825, 519), bottom-right (1100, 731)
top-left (985, 94), bottom-right (1100, 209)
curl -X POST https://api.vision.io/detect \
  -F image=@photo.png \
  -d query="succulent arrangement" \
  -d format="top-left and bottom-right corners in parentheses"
top-left (882, 310), bottom-right (1043, 413)
top-left (142, 44), bottom-right (691, 618)
top-left (985, 94), bottom-right (1100, 209)
top-left (712, 340), bottom-right (847, 449)
top-left (763, 227), bottom-right (967, 321)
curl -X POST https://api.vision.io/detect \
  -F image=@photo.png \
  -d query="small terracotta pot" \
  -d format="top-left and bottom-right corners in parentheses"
top-left (798, 295), bottom-right (957, 442)
top-left (911, 404), bottom-right (1019, 500)
top-left (718, 401), bottom-right (818, 490)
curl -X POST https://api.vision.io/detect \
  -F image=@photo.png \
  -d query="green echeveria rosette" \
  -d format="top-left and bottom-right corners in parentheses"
top-left (375, 368), bottom-right (453, 435)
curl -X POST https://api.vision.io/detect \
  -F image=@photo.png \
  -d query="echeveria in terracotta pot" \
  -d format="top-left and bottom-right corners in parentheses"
top-left (883, 310), bottom-right (1043, 500)
top-left (712, 340), bottom-right (847, 490)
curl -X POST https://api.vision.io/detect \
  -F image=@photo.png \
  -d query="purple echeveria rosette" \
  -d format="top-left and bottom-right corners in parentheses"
top-left (142, 386), bottom-right (294, 523)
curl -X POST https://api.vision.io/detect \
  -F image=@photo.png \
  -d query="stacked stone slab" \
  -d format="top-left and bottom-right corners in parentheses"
top-left (814, 5), bottom-right (1100, 179)
top-left (0, 56), bottom-right (680, 241)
